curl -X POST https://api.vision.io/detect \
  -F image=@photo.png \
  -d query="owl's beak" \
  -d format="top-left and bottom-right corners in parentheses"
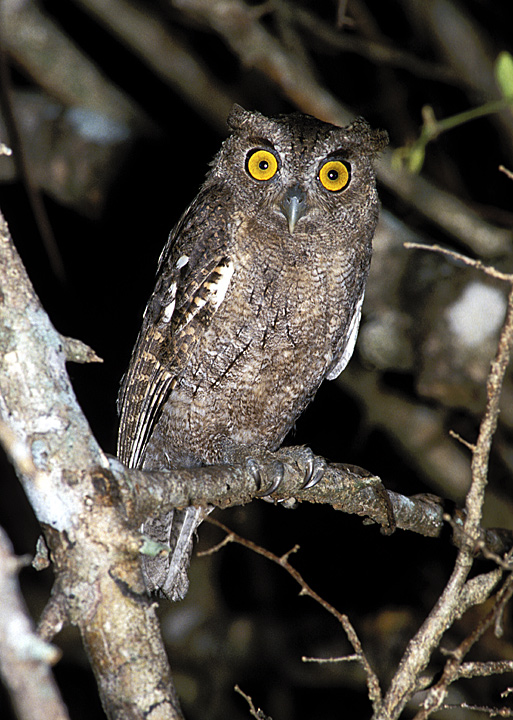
top-left (280, 185), bottom-right (308, 234)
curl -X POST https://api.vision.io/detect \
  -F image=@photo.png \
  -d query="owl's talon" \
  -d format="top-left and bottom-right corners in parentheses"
top-left (246, 458), bottom-right (262, 488)
top-left (253, 462), bottom-right (285, 497)
top-left (300, 456), bottom-right (327, 489)
top-left (301, 456), bottom-right (315, 488)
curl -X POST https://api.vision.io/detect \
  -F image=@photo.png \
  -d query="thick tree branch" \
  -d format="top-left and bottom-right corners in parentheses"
top-left (0, 208), bottom-right (183, 720)
top-left (0, 526), bottom-right (69, 720)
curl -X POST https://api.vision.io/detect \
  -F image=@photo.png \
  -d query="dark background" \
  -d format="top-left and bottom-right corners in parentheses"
top-left (1, 1), bottom-right (513, 718)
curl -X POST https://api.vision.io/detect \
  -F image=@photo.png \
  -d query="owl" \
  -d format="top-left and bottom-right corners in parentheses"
top-left (117, 105), bottom-right (388, 600)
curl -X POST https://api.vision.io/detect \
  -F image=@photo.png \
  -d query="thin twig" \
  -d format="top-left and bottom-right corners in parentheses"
top-left (404, 242), bottom-right (513, 283)
top-left (302, 654), bottom-right (361, 664)
top-left (234, 685), bottom-right (273, 720)
top-left (449, 429), bottom-right (476, 453)
top-left (465, 282), bottom-right (513, 535)
top-left (205, 516), bottom-right (383, 714)
top-left (456, 661), bottom-right (513, 679)
top-left (499, 165), bottom-right (513, 181)
top-left (440, 703), bottom-right (513, 716)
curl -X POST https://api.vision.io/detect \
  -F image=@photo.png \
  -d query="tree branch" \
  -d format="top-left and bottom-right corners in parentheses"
top-left (0, 208), bottom-right (183, 720)
top-left (108, 455), bottom-right (512, 557)
top-left (0, 526), bottom-right (69, 720)
top-left (374, 244), bottom-right (513, 720)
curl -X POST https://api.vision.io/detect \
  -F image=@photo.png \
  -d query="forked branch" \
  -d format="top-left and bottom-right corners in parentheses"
top-left (374, 244), bottom-right (513, 719)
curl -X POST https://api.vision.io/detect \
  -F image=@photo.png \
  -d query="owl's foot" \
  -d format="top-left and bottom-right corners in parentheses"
top-left (276, 445), bottom-right (327, 491)
top-left (255, 446), bottom-right (327, 496)
top-left (251, 458), bottom-right (284, 497)
top-left (225, 444), bottom-right (326, 497)
top-left (301, 452), bottom-right (327, 489)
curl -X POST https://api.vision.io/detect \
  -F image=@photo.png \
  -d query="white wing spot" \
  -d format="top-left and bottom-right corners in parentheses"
top-left (163, 299), bottom-right (176, 323)
top-left (176, 255), bottom-right (189, 269)
top-left (211, 260), bottom-right (234, 310)
top-left (326, 290), bottom-right (365, 380)
top-left (181, 259), bottom-right (234, 327)
top-left (161, 281), bottom-right (177, 323)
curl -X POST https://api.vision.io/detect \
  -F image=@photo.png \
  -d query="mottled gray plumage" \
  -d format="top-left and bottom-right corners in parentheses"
top-left (117, 105), bottom-right (387, 600)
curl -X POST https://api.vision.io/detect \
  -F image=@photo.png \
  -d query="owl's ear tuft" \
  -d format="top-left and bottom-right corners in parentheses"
top-left (347, 117), bottom-right (389, 155)
top-left (226, 103), bottom-right (249, 130)
top-left (227, 104), bottom-right (253, 130)
top-left (369, 128), bottom-right (389, 153)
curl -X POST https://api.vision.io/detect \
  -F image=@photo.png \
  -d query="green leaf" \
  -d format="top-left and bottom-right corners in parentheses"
top-left (407, 143), bottom-right (426, 174)
top-left (391, 143), bottom-right (426, 174)
top-left (495, 51), bottom-right (513, 99)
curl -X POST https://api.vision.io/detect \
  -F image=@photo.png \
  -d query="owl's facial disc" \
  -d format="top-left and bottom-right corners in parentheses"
top-left (279, 184), bottom-right (309, 234)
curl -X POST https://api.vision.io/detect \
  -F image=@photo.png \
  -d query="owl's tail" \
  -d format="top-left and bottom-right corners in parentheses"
top-left (141, 506), bottom-right (206, 601)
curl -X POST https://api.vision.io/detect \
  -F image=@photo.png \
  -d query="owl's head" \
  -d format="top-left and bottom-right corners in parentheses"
top-left (208, 105), bottom-right (388, 243)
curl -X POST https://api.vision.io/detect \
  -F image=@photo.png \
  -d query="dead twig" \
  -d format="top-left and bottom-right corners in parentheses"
top-left (203, 516), bottom-right (383, 715)
top-left (234, 685), bottom-right (273, 720)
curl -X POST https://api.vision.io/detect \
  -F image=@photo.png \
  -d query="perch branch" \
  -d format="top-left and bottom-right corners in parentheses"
top-left (108, 455), bottom-right (512, 558)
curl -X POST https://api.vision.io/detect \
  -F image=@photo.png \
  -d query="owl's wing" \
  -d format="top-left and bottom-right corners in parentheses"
top-left (117, 190), bottom-right (235, 469)
top-left (325, 289), bottom-right (365, 380)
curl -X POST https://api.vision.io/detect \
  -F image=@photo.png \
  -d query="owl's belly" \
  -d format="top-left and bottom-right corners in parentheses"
top-left (147, 285), bottom-right (339, 467)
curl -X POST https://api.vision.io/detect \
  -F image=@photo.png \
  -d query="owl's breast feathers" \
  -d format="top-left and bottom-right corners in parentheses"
top-left (117, 187), bottom-right (367, 468)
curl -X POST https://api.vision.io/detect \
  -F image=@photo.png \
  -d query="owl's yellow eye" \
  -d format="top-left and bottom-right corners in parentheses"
top-left (246, 149), bottom-right (278, 181)
top-left (319, 160), bottom-right (350, 192)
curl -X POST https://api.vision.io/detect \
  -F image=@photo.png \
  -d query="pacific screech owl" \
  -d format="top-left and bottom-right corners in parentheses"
top-left (117, 105), bottom-right (388, 600)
